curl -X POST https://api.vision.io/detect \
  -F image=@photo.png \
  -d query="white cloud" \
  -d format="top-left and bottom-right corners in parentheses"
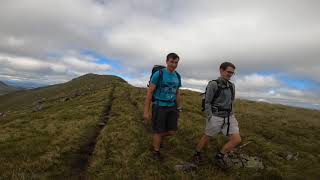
top-left (61, 57), bottom-right (111, 74)
top-left (6, 36), bottom-right (25, 47)
top-left (183, 78), bottom-right (208, 87)
top-left (0, 0), bottom-right (319, 109)
top-left (0, 53), bottom-right (111, 84)
top-left (177, 73), bottom-right (320, 109)
top-left (127, 75), bottom-right (149, 88)
top-left (235, 74), bottom-right (281, 92)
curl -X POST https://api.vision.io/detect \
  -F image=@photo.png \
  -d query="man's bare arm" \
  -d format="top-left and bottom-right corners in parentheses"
top-left (143, 84), bottom-right (156, 122)
top-left (176, 89), bottom-right (181, 108)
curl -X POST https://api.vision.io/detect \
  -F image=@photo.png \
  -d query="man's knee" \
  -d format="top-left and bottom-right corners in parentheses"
top-left (202, 134), bottom-right (209, 141)
top-left (230, 134), bottom-right (241, 145)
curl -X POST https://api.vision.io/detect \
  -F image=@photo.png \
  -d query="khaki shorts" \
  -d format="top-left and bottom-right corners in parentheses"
top-left (205, 114), bottom-right (239, 136)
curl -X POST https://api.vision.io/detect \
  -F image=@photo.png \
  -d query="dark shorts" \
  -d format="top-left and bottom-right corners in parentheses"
top-left (152, 104), bottom-right (179, 133)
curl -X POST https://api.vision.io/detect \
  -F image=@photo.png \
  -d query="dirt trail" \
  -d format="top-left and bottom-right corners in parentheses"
top-left (70, 86), bottom-right (115, 180)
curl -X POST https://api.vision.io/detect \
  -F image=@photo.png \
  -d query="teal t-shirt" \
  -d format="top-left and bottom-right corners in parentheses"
top-left (151, 68), bottom-right (182, 107)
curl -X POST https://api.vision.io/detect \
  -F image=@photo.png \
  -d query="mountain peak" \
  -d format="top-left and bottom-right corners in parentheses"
top-left (72, 73), bottom-right (127, 84)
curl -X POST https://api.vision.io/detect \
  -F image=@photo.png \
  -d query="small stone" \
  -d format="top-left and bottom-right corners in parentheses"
top-left (293, 152), bottom-right (299, 161)
top-left (228, 152), bottom-right (264, 169)
top-left (61, 97), bottom-right (70, 102)
top-left (32, 104), bottom-right (44, 112)
top-left (81, 92), bottom-right (87, 96)
top-left (175, 163), bottom-right (198, 172)
top-left (246, 157), bottom-right (264, 169)
top-left (286, 153), bottom-right (293, 161)
top-left (98, 122), bottom-right (106, 126)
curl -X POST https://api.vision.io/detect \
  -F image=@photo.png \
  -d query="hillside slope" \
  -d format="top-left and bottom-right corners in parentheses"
top-left (0, 81), bottom-right (21, 95)
top-left (0, 74), bottom-right (319, 179)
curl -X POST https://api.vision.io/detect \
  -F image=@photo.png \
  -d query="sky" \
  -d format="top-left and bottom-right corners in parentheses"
top-left (0, 0), bottom-right (319, 110)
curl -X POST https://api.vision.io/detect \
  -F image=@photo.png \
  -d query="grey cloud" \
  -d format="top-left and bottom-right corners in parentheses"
top-left (0, 0), bottom-right (319, 109)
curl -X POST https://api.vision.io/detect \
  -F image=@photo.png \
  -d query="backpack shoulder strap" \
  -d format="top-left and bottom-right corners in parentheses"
top-left (152, 69), bottom-right (164, 102)
top-left (175, 71), bottom-right (181, 86)
top-left (158, 68), bottom-right (164, 88)
top-left (212, 79), bottom-right (222, 101)
top-left (229, 81), bottom-right (235, 101)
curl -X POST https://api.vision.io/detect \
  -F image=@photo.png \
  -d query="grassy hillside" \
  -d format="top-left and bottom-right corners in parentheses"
top-left (0, 74), bottom-right (319, 179)
top-left (0, 81), bottom-right (21, 95)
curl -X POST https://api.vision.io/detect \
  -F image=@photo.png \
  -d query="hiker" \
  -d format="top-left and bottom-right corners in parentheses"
top-left (143, 53), bottom-right (182, 160)
top-left (193, 62), bottom-right (241, 169)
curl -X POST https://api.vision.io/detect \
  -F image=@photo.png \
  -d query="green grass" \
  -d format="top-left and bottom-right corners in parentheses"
top-left (0, 74), bottom-right (319, 179)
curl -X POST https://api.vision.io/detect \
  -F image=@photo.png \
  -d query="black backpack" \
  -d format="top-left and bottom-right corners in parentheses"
top-left (147, 65), bottom-right (166, 87)
top-left (147, 65), bottom-right (181, 102)
top-left (201, 79), bottom-right (235, 111)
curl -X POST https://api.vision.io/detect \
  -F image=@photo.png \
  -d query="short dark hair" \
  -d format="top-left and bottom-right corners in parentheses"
top-left (220, 62), bottom-right (235, 70)
top-left (166, 53), bottom-right (179, 61)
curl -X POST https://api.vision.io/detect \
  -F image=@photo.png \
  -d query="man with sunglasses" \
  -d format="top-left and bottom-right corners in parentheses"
top-left (144, 53), bottom-right (182, 160)
top-left (193, 62), bottom-right (241, 169)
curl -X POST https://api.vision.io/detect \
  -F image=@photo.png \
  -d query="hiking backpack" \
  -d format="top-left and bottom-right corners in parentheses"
top-left (201, 79), bottom-right (235, 111)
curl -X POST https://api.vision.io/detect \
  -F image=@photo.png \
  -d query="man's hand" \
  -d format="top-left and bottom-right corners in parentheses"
top-left (177, 106), bottom-right (182, 112)
top-left (143, 111), bottom-right (150, 123)
top-left (143, 84), bottom-right (156, 124)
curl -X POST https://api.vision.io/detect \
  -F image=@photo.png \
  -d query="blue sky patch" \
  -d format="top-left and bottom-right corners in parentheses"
top-left (80, 50), bottom-right (122, 69)
top-left (280, 77), bottom-right (316, 90)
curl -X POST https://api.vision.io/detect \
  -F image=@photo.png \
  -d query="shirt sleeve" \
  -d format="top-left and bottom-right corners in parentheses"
top-left (204, 81), bottom-right (218, 118)
top-left (150, 71), bottom-right (160, 87)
